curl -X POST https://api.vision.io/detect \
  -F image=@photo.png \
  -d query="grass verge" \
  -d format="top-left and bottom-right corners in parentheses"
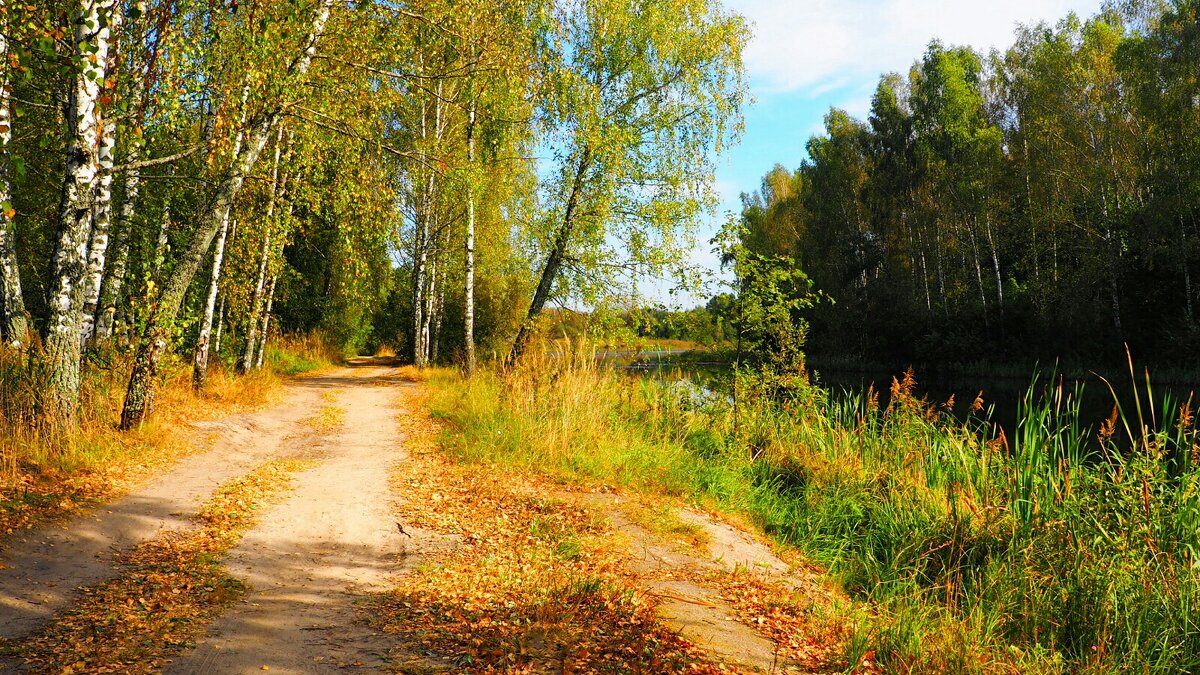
top-left (425, 352), bottom-right (1200, 674)
top-left (368, 386), bottom-right (733, 673)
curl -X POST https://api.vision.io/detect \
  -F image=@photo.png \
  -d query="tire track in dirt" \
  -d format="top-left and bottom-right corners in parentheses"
top-left (165, 367), bottom-right (410, 674)
top-left (0, 370), bottom-right (352, 644)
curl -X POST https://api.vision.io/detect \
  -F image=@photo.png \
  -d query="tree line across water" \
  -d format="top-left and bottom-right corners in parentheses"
top-left (737, 1), bottom-right (1200, 368)
top-left (0, 0), bottom-right (748, 426)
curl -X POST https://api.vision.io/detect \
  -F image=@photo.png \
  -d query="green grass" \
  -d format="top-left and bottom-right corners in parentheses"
top-left (427, 353), bottom-right (1200, 674)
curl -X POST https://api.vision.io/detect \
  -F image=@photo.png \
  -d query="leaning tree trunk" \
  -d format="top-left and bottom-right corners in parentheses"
top-left (46, 0), bottom-right (119, 420)
top-left (121, 0), bottom-right (333, 429)
top-left (192, 215), bottom-right (231, 390)
top-left (508, 147), bottom-right (591, 365)
top-left (0, 25), bottom-right (28, 348)
top-left (121, 119), bottom-right (274, 429)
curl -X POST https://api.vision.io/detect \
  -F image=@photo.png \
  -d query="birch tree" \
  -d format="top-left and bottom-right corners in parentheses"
top-left (508, 0), bottom-right (748, 363)
top-left (0, 10), bottom-right (29, 348)
top-left (120, 0), bottom-right (335, 428)
top-left (46, 0), bottom-right (121, 419)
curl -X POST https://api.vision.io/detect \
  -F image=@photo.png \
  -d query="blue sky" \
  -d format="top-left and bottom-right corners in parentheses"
top-left (652, 0), bottom-right (1107, 306)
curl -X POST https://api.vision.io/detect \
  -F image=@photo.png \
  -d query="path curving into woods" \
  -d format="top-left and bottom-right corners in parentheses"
top-left (0, 362), bottom-right (826, 673)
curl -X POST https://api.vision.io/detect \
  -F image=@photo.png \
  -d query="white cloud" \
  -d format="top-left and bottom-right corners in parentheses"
top-left (727, 0), bottom-right (1102, 94)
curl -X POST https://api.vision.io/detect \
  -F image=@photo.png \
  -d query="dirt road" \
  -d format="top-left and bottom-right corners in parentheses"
top-left (0, 364), bottom-right (412, 673)
top-left (0, 364), bottom-right (831, 673)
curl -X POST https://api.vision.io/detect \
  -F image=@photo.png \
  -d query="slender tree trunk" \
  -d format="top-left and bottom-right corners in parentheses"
top-left (214, 294), bottom-right (226, 356)
top-left (95, 24), bottom-right (146, 343)
top-left (240, 127), bottom-right (283, 373)
top-left (152, 203), bottom-right (171, 280)
top-left (254, 275), bottom-right (277, 370)
top-left (422, 251), bottom-right (437, 364)
top-left (0, 27), bottom-right (28, 348)
top-left (47, 0), bottom-right (119, 420)
top-left (968, 217), bottom-right (987, 315)
top-left (431, 258), bottom-right (445, 364)
top-left (94, 161), bottom-right (138, 341)
top-left (121, 0), bottom-right (332, 429)
top-left (193, 216), bottom-right (231, 390)
top-left (509, 147), bottom-right (592, 365)
top-left (464, 97), bottom-right (477, 375)
top-left (985, 210), bottom-right (1003, 309)
top-left (1024, 138), bottom-right (1040, 285)
top-left (241, 232), bottom-right (271, 373)
top-left (411, 81), bottom-right (443, 368)
top-left (411, 201), bottom-right (429, 366)
top-left (80, 57), bottom-right (122, 345)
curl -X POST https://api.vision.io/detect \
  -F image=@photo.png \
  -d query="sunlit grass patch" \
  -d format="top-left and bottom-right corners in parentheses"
top-left (424, 349), bottom-right (1200, 673)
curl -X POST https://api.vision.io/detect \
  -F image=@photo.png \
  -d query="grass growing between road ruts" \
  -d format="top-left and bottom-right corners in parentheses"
top-left (370, 386), bottom-right (757, 673)
top-left (3, 458), bottom-right (313, 674)
top-left (427, 350), bottom-right (1200, 674)
top-left (0, 335), bottom-right (337, 539)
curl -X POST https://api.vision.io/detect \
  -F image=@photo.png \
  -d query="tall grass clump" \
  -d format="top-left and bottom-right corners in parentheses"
top-left (429, 343), bottom-right (1200, 673)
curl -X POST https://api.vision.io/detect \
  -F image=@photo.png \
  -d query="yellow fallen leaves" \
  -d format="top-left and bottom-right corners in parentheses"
top-left (714, 572), bottom-right (854, 672)
top-left (370, 387), bottom-right (738, 674)
top-left (9, 459), bottom-right (312, 674)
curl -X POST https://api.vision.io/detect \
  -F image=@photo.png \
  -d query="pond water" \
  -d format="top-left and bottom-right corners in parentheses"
top-left (613, 351), bottom-right (1200, 446)
top-left (810, 363), bottom-right (1199, 445)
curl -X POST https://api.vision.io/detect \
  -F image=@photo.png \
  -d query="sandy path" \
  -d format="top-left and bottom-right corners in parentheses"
top-left (0, 370), bottom-right (354, 642)
top-left (165, 369), bottom-right (409, 674)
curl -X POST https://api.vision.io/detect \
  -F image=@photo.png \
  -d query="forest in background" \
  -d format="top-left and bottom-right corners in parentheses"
top-left (0, 0), bottom-right (747, 426)
top-left (738, 0), bottom-right (1200, 367)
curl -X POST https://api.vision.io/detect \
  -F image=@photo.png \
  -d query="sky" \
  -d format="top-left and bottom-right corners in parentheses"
top-left (651, 0), bottom-right (1107, 306)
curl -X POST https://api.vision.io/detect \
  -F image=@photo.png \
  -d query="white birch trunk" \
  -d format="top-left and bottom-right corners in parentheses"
top-left (214, 294), bottom-right (226, 357)
top-left (152, 203), bottom-right (170, 280)
top-left (255, 275), bottom-right (277, 370)
top-left (0, 24), bottom-right (28, 348)
top-left (464, 98), bottom-right (477, 375)
top-left (95, 146), bottom-right (139, 341)
top-left (47, 0), bottom-right (119, 419)
top-left (411, 86), bottom-right (431, 368)
top-left (81, 114), bottom-right (118, 344)
top-left (193, 216), bottom-right (231, 390)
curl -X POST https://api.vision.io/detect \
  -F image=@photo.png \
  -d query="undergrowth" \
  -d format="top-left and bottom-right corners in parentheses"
top-left (427, 346), bottom-right (1200, 674)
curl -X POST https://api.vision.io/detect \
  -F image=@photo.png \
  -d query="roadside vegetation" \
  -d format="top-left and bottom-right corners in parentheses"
top-left (429, 346), bottom-right (1200, 673)
top-left (0, 335), bottom-right (337, 538)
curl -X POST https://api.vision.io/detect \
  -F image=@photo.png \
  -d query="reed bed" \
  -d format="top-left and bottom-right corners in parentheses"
top-left (429, 344), bottom-right (1200, 673)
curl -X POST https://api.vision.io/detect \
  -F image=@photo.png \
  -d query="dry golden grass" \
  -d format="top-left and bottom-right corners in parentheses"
top-left (0, 347), bottom-right (302, 539)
